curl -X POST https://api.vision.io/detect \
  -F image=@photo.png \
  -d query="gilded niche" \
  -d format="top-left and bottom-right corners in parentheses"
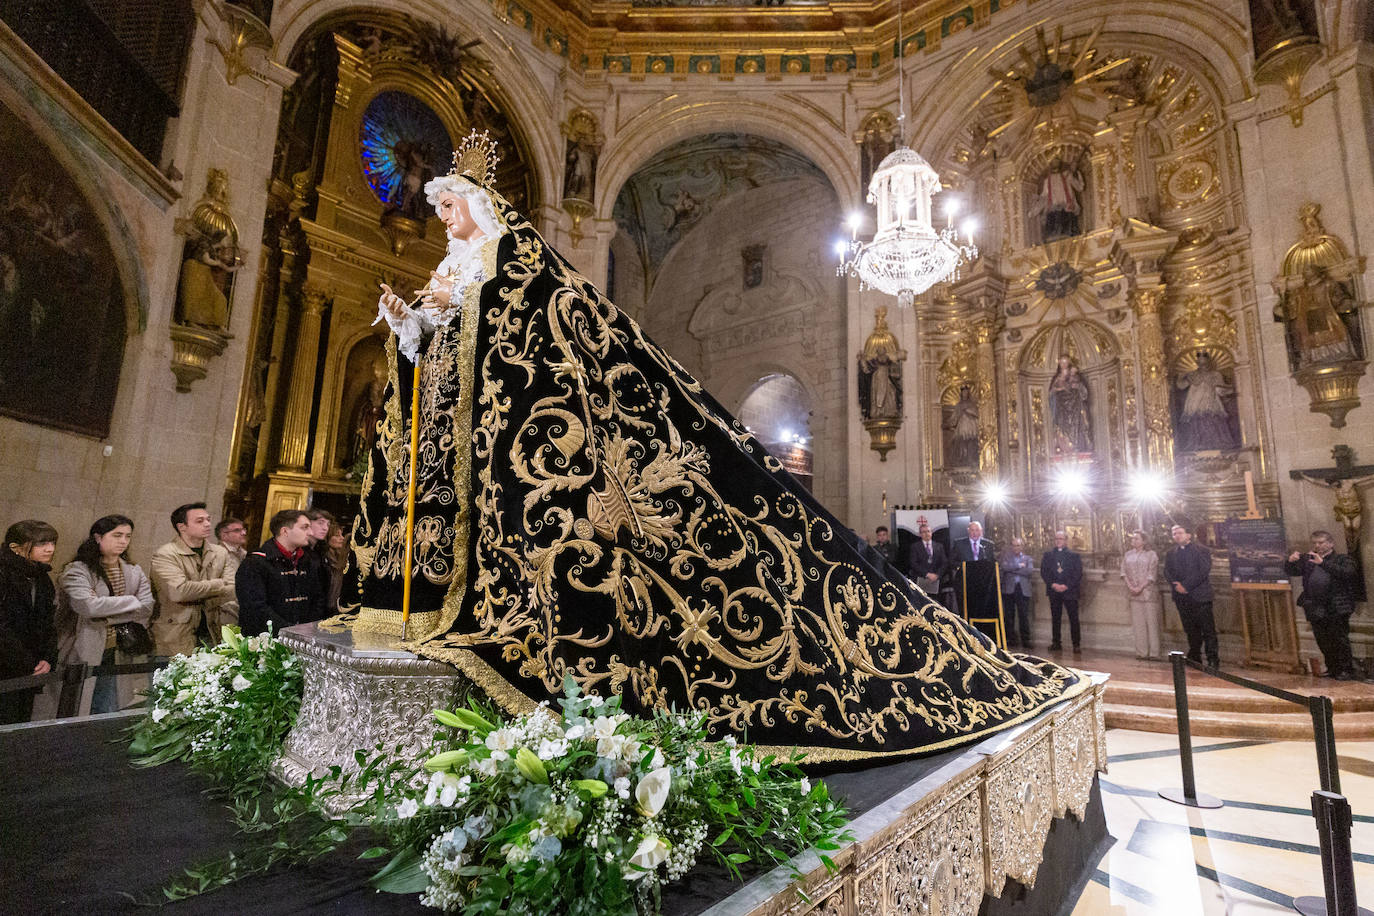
top-left (1271, 203), bottom-right (1367, 427)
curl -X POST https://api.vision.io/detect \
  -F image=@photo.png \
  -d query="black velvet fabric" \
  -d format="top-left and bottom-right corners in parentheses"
top-left (343, 177), bottom-right (1083, 762)
top-left (0, 717), bottom-right (1106, 915)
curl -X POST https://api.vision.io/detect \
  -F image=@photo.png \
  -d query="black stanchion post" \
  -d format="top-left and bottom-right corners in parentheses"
top-left (1158, 652), bottom-right (1222, 808)
top-left (55, 664), bottom-right (87, 719)
top-left (1293, 791), bottom-right (1372, 916)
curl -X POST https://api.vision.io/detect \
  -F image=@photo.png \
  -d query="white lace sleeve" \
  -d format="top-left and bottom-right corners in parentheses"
top-left (374, 300), bottom-right (435, 362)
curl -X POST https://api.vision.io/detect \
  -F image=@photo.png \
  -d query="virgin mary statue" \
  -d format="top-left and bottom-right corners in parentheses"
top-left (342, 132), bottom-right (1083, 762)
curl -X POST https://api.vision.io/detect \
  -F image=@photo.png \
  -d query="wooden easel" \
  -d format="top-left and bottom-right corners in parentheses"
top-left (1230, 471), bottom-right (1303, 672)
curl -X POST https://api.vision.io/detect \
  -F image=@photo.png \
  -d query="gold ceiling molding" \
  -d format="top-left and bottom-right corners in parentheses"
top-left (486, 0), bottom-right (1026, 76)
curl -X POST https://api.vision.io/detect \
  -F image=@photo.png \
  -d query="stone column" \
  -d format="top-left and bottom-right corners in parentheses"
top-left (1131, 287), bottom-right (1172, 471)
top-left (276, 286), bottom-right (329, 471)
top-left (974, 316), bottom-right (1000, 476)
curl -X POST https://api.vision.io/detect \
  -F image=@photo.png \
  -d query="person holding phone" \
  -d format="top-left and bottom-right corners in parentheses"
top-left (1286, 531), bottom-right (1360, 680)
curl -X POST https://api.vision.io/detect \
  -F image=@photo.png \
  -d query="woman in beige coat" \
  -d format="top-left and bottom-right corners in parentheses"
top-left (1120, 530), bottom-right (1163, 659)
top-left (57, 515), bottom-right (155, 714)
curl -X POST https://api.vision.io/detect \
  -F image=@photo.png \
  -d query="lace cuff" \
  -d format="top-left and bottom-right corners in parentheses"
top-left (375, 301), bottom-right (435, 362)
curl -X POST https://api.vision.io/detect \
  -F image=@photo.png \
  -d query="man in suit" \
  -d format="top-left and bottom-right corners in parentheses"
top-left (1040, 531), bottom-right (1084, 653)
top-left (1286, 530), bottom-right (1360, 680)
top-left (952, 521), bottom-right (994, 563)
top-left (999, 537), bottom-right (1035, 650)
top-left (1164, 524), bottom-right (1219, 667)
top-left (908, 522), bottom-right (948, 593)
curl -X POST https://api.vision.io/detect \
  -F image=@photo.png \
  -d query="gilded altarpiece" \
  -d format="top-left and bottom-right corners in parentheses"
top-left (226, 13), bottom-right (537, 533)
top-left (913, 27), bottom-right (1277, 653)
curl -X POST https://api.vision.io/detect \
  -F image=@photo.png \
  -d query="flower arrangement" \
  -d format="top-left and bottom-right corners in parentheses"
top-left (363, 675), bottom-right (849, 915)
top-left (129, 626), bottom-right (304, 785)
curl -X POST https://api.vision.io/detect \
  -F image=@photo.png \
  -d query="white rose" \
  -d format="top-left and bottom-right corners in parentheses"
top-left (620, 739), bottom-right (642, 764)
top-left (151, 708), bottom-right (169, 723)
top-left (614, 776), bottom-right (631, 799)
top-left (396, 798), bottom-right (419, 819)
top-left (564, 722), bottom-right (588, 741)
top-left (591, 716), bottom-right (617, 740)
top-left (628, 834), bottom-right (670, 877)
top-left (635, 766), bottom-right (672, 818)
top-left (231, 674), bottom-right (252, 692)
top-left (475, 757), bottom-right (500, 777)
top-left (596, 734), bottom-right (625, 758)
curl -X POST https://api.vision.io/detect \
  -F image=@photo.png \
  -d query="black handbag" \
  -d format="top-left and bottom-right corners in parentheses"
top-left (112, 622), bottom-right (155, 656)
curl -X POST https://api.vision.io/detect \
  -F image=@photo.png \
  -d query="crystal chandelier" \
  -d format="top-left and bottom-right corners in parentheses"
top-left (837, 0), bottom-right (977, 307)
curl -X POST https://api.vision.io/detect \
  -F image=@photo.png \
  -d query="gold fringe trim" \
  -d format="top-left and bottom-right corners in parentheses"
top-left (415, 637), bottom-right (1091, 764)
top-left (354, 606), bottom-right (442, 639)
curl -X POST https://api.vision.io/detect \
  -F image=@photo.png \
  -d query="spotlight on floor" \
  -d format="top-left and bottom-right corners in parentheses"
top-left (1127, 469), bottom-right (1169, 505)
top-left (1050, 466), bottom-right (1088, 500)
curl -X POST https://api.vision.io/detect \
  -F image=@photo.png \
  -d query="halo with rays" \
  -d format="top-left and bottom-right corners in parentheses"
top-left (1009, 237), bottom-right (1103, 326)
top-left (976, 22), bottom-right (1133, 150)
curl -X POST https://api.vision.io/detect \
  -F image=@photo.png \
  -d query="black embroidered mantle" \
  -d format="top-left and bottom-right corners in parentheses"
top-left (343, 179), bottom-right (1084, 762)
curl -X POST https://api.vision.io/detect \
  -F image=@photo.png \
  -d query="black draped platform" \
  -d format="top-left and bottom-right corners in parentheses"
top-left (0, 709), bottom-right (1107, 916)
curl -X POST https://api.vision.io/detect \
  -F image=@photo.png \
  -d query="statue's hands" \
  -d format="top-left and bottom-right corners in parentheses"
top-left (417, 272), bottom-right (455, 314)
top-left (379, 283), bottom-right (407, 319)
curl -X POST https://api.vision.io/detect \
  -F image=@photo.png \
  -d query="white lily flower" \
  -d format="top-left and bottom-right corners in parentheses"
top-left (485, 728), bottom-right (516, 753)
top-left (635, 766), bottom-right (672, 818)
top-left (629, 834), bottom-right (670, 876)
top-left (396, 798), bottom-right (419, 819)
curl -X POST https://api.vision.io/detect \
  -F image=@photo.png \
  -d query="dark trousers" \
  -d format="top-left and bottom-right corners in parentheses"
top-left (1309, 614), bottom-right (1354, 676)
top-left (1048, 592), bottom-right (1080, 648)
top-left (1174, 598), bottom-right (1219, 664)
top-left (1003, 589), bottom-right (1032, 648)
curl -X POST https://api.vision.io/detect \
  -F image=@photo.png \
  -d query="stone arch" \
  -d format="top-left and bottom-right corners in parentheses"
top-left (596, 97), bottom-right (860, 221)
top-left (271, 0), bottom-right (562, 209)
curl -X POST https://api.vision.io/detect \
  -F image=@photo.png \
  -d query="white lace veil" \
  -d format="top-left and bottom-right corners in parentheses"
top-left (423, 175), bottom-right (504, 241)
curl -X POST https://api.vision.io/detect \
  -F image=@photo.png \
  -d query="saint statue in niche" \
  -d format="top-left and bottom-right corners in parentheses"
top-left (1275, 265), bottom-right (1362, 368)
top-left (1174, 351), bottom-right (1239, 453)
top-left (942, 385), bottom-right (980, 467)
top-left (857, 305), bottom-right (905, 421)
top-left (175, 169), bottom-right (242, 331)
top-left (1048, 354), bottom-right (1092, 456)
top-left (1030, 158), bottom-right (1085, 243)
top-left (347, 353), bottom-right (389, 468)
top-left (562, 137), bottom-right (597, 203)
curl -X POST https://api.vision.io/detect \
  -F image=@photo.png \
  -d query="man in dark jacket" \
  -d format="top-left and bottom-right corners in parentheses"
top-left (908, 522), bottom-right (948, 590)
top-left (1286, 530), bottom-right (1360, 680)
top-left (235, 510), bottom-right (327, 637)
top-left (0, 520), bottom-right (58, 724)
top-left (952, 521), bottom-right (995, 563)
top-left (1040, 531), bottom-right (1084, 652)
top-left (1164, 524), bottom-right (1219, 667)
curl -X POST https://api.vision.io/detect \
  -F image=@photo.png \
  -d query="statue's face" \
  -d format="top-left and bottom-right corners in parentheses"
top-left (436, 191), bottom-right (481, 241)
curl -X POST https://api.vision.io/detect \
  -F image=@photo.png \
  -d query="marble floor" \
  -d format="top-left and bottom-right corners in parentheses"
top-left (1072, 729), bottom-right (1374, 914)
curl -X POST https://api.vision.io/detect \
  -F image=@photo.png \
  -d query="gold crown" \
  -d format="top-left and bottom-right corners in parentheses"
top-left (451, 129), bottom-right (501, 187)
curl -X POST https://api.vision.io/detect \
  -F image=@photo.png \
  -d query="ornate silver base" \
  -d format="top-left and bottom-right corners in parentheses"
top-left (272, 623), bottom-right (471, 814)
top-left (711, 674), bottom-right (1110, 916)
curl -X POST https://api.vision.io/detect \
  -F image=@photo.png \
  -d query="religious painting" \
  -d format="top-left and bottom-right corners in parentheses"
top-left (358, 90), bottom-right (453, 222)
top-left (1171, 349), bottom-right (1240, 453)
top-left (0, 102), bottom-right (127, 438)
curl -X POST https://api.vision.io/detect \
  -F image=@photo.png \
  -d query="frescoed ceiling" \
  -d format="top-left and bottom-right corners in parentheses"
top-left (612, 132), bottom-right (828, 289)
